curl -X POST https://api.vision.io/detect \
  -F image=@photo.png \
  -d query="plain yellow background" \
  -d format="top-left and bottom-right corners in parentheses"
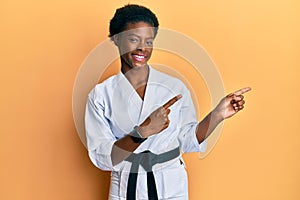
top-left (1, 0), bottom-right (299, 199)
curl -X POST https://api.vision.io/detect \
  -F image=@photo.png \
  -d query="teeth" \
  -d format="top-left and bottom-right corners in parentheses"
top-left (134, 55), bottom-right (145, 59)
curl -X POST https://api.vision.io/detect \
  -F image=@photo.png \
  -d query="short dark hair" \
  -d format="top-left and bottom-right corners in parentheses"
top-left (109, 4), bottom-right (159, 39)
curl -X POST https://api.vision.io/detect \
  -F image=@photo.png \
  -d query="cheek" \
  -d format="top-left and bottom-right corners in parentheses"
top-left (119, 42), bottom-right (137, 55)
top-left (147, 48), bottom-right (153, 57)
top-left (120, 53), bottom-right (131, 64)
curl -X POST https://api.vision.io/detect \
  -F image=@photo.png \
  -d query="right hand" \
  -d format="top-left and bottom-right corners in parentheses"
top-left (213, 87), bottom-right (251, 120)
top-left (137, 94), bottom-right (182, 138)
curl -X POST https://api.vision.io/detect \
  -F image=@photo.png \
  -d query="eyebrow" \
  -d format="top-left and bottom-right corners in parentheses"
top-left (127, 33), bottom-right (154, 39)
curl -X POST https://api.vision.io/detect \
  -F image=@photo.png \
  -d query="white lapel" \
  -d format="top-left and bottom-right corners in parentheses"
top-left (137, 66), bottom-right (166, 124)
top-left (112, 66), bottom-right (167, 130)
top-left (112, 71), bottom-right (144, 132)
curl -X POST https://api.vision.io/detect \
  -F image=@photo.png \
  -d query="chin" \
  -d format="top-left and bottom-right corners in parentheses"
top-left (131, 63), bottom-right (148, 68)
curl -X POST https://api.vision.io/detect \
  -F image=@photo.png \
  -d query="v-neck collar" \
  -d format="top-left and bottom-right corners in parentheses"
top-left (116, 66), bottom-right (153, 124)
top-left (118, 66), bottom-right (151, 102)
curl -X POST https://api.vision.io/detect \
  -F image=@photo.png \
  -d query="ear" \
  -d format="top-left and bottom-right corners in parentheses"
top-left (112, 35), bottom-right (119, 46)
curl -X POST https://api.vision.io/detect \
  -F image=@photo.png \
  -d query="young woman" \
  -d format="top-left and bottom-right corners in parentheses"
top-left (85, 4), bottom-right (251, 200)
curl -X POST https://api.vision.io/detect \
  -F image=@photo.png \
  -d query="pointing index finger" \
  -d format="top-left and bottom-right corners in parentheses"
top-left (233, 87), bottom-right (252, 96)
top-left (163, 94), bottom-right (182, 109)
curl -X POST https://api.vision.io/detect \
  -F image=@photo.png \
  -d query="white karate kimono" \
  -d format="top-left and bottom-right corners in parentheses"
top-left (85, 66), bottom-right (206, 200)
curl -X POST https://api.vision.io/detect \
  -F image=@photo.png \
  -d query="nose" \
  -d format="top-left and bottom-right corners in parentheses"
top-left (137, 41), bottom-right (147, 51)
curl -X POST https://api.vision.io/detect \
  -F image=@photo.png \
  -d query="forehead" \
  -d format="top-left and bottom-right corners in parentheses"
top-left (122, 22), bottom-right (155, 38)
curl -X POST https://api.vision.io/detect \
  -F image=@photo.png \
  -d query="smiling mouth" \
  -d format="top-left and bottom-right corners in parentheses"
top-left (132, 54), bottom-right (147, 62)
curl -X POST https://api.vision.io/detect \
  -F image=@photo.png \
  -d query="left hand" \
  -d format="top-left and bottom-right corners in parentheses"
top-left (213, 87), bottom-right (252, 120)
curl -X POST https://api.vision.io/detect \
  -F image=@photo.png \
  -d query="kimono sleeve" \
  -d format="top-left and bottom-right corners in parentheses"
top-left (178, 86), bottom-right (207, 153)
top-left (85, 88), bottom-right (123, 171)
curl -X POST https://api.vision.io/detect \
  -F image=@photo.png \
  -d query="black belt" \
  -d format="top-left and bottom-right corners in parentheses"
top-left (125, 147), bottom-right (180, 200)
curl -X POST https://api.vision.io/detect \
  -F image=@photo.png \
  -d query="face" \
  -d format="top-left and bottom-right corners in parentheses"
top-left (114, 22), bottom-right (155, 70)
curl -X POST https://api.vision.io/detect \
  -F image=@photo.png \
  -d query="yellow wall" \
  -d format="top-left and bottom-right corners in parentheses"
top-left (1, 0), bottom-right (299, 199)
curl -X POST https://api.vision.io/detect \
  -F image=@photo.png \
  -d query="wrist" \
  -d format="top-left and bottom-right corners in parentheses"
top-left (211, 109), bottom-right (225, 123)
top-left (136, 125), bottom-right (151, 138)
top-left (129, 126), bottom-right (147, 143)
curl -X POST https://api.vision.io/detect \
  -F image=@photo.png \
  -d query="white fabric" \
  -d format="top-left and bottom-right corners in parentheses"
top-left (85, 66), bottom-right (206, 199)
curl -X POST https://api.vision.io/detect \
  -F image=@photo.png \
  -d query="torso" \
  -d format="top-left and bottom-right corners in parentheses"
top-left (135, 84), bottom-right (147, 100)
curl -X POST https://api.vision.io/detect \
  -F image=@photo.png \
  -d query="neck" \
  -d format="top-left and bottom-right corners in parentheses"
top-left (121, 63), bottom-right (149, 88)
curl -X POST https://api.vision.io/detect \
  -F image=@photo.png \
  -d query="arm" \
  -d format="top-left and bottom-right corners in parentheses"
top-left (85, 93), bottom-right (118, 171)
top-left (195, 87), bottom-right (251, 143)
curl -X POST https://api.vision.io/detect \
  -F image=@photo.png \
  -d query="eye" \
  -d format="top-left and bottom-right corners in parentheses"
top-left (129, 38), bottom-right (139, 43)
top-left (146, 40), bottom-right (153, 46)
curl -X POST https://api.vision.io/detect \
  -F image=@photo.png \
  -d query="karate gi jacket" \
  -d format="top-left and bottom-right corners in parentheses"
top-left (85, 66), bottom-right (206, 199)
